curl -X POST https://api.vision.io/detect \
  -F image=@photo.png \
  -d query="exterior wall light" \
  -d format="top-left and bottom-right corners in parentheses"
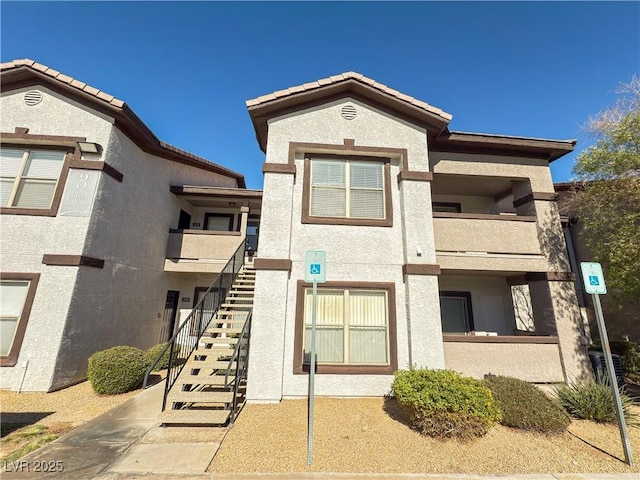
top-left (77, 141), bottom-right (102, 154)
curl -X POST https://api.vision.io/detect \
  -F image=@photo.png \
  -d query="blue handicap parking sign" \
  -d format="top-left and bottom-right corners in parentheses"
top-left (589, 275), bottom-right (599, 286)
top-left (310, 264), bottom-right (321, 275)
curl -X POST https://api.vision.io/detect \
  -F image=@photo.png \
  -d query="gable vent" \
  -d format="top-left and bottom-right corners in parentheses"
top-left (341, 104), bottom-right (357, 120)
top-left (24, 90), bottom-right (43, 106)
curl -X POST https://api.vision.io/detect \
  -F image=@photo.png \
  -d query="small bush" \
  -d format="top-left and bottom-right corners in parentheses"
top-left (145, 343), bottom-right (172, 371)
top-left (554, 379), bottom-right (638, 424)
top-left (88, 346), bottom-right (147, 395)
top-left (484, 375), bottom-right (570, 433)
top-left (391, 368), bottom-right (501, 439)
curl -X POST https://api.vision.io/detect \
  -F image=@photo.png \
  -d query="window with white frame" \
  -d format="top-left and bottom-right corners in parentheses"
top-left (1, 148), bottom-right (67, 209)
top-left (310, 158), bottom-right (385, 220)
top-left (302, 287), bottom-right (390, 365)
top-left (1, 279), bottom-right (33, 363)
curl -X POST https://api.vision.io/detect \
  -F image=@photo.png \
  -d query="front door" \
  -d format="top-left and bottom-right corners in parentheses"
top-left (160, 290), bottom-right (180, 342)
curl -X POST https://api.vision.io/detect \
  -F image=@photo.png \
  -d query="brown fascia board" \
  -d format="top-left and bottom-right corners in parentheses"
top-left (431, 131), bottom-right (577, 162)
top-left (1, 65), bottom-right (246, 188)
top-left (247, 80), bottom-right (452, 153)
top-left (170, 185), bottom-right (263, 198)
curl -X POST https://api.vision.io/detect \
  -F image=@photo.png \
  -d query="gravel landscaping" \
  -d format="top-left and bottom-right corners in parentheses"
top-left (210, 397), bottom-right (640, 475)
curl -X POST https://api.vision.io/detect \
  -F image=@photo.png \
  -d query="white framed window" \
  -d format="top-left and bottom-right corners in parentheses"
top-left (1, 275), bottom-right (39, 366)
top-left (439, 291), bottom-right (474, 334)
top-left (302, 287), bottom-right (390, 366)
top-left (309, 158), bottom-right (385, 220)
top-left (1, 148), bottom-right (67, 209)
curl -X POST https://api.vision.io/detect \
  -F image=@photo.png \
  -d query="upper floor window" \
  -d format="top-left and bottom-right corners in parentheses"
top-left (302, 156), bottom-right (392, 227)
top-left (1, 148), bottom-right (66, 210)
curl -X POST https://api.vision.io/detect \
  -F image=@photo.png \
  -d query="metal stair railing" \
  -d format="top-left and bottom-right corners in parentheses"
top-left (225, 309), bottom-right (252, 423)
top-left (142, 239), bottom-right (246, 412)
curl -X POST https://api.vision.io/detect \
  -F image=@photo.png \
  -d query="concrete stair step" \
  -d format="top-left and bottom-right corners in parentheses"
top-left (168, 391), bottom-right (234, 404)
top-left (193, 346), bottom-right (233, 356)
top-left (178, 374), bottom-right (232, 386)
top-left (220, 303), bottom-right (253, 308)
top-left (201, 337), bottom-right (239, 345)
top-left (188, 359), bottom-right (230, 369)
top-left (160, 409), bottom-right (230, 426)
top-left (204, 327), bottom-right (243, 335)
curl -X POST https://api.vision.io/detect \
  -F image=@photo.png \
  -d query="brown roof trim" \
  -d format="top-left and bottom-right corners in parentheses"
top-left (253, 258), bottom-right (292, 271)
top-left (525, 271), bottom-right (576, 282)
top-left (513, 192), bottom-right (557, 208)
top-left (402, 263), bottom-right (441, 276)
top-left (169, 186), bottom-right (262, 198)
top-left (248, 75), bottom-right (452, 152)
top-left (1, 60), bottom-right (245, 188)
top-left (443, 335), bottom-right (559, 344)
top-left (397, 170), bottom-right (433, 183)
top-left (431, 131), bottom-right (576, 162)
top-left (42, 254), bottom-right (105, 269)
top-left (263, 163), bottom-right (297, 175)
top-left (432, 212), bottom-right (537, 222)
top-left (69, 159), bottom-right (123, 182)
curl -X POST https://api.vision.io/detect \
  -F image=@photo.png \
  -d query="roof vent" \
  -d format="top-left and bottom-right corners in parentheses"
top-left (24, 90), bottom-right (43, 106)
top-left (341, 104), bottom-right (357, 120)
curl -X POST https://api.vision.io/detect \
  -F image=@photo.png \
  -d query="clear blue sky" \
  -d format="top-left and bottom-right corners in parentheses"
top-left (2, 2), bottom-right (638, 189)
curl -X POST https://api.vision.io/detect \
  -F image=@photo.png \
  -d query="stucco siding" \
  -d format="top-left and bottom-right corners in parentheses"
top-left (443, 341), bottom-right (565, 382)
top-left (429, 152), bottom-right (554, 193)
top-left (251, 97), bottom-right (439, 399)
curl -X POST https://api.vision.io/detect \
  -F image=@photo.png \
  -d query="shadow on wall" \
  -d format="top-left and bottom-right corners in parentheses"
top-left (536, 212), bottom-right (590, 381)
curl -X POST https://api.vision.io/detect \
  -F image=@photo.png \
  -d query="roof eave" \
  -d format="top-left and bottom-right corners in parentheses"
top-left (1, 64), bottom-right (246, 187)
top-left (431, 131), bottom-right (577, 162)
top-left (247, 79), bottom-right (452, 153)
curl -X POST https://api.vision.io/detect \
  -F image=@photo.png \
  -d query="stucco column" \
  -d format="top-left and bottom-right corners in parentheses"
top-left (239, 205), bottom-right (249, 238)
top-left (246, 170), bottom-right (295, 402)
top-left (528, 277), bottom-right (590, 381)
top-left (398, 171), bottom-right (443, 369)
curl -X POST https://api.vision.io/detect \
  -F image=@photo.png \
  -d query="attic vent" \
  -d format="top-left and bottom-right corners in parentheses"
top-left (24, 90), bottom-right (43, 106)
top-left (341, 104), bottom-right (357, 120)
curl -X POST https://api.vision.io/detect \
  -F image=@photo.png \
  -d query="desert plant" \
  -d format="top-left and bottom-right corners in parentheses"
top-left (145, 343), bottom-right (172, 371)
top-left (484, 375), bottom-right (570, 433)
top-left (88, 346), bottom-right (148, 395)
top-left (554, 379), bottom-right (638, 424)
top-left (391, 368), bottom-right (501, 439)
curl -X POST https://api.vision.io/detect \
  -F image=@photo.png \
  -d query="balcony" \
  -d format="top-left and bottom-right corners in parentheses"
top-left (443, 335), bottom-right (564, 382)
top-left (433, 213), bottom-right (546, 272)
top-left (164, 229), bottom-right (244, 273)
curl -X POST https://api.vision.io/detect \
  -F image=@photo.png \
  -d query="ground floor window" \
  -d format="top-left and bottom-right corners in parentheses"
top-left (294, 281), bottom-right (397, 374)
top-left (0, 274), bottom-right (39, 366)
top-left (439, 291), bottom-right (474, 334)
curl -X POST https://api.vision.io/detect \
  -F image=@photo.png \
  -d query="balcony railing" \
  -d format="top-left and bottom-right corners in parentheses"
top-left (165, 229), bottom-right (244, 273)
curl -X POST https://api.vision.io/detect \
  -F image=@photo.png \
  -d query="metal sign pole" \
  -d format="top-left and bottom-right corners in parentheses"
top-left (592, 292), bottom-right (634, 466)
top-left (307, 279), bottom-right (317, 465)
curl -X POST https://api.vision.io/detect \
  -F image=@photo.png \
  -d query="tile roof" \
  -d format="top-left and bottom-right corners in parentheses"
top-left (246, 71), bottom-right (453, 121)
top-left (1, 59), bottom-right (246, 186)
top-left (1, 59), bottom-right (125, 108)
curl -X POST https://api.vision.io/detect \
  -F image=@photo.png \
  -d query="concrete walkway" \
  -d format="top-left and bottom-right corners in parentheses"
top-left (2, 383), bottom-right (639, 479)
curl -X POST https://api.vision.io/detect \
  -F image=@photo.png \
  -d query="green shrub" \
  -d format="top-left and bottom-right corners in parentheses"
top-left (145, 343), bottom-right (172, 371)
top-left (391, 368), bottom-right (502, 439)
top-left (553, 379), bottom-right (638, 424)
top-left (88, 346), bottom-right (147, 395)
top-left (484, 375), bottom-right (570, 433)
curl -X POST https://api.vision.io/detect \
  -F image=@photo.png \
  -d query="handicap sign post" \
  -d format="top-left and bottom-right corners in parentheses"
top-left (580, 262), bottom-right (633, 466)
top-left (304, 250), bottom-right (326, 465)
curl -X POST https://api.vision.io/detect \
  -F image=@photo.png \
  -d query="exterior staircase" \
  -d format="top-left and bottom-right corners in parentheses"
top-left (159, 261), bottom-right (255, 426)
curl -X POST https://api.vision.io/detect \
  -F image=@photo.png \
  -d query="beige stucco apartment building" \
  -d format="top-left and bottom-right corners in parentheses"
top-left (246, 72), bottom-right (591, 402)
top-left (1, 61), bottom-right (592, 396)
top-left (0, 60), bottom-right (260, 392)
